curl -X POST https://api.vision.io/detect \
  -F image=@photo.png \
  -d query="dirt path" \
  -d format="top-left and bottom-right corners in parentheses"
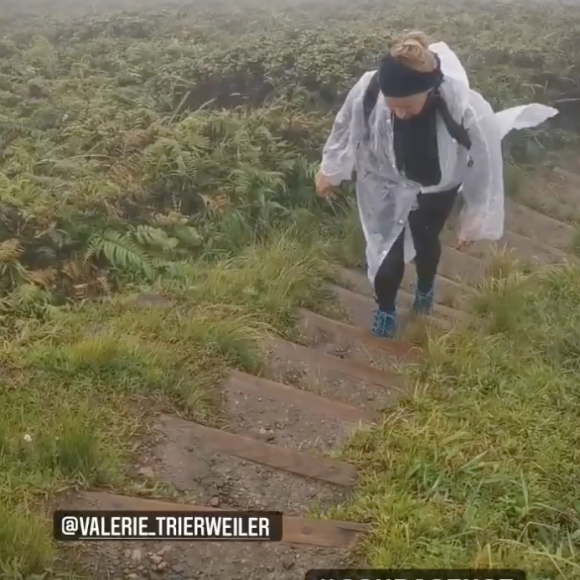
top-left (58, 166), bottom-right (580, 580)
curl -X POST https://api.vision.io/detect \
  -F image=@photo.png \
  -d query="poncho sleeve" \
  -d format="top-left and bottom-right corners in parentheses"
top-left (457, 91), bottom-right (505, 242)
top-left (320, 73), bottom-right (372, 186)
top-left (458, 90), bottom-right (559, 242)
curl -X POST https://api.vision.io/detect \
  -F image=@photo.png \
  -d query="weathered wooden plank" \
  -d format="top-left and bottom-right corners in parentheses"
top-left (162, 416), bottom-right (359, 487)
top-left (330, 283), bottom-right (473, 328)
top-left (439, 246), bottom-right (485, 286)
top-left (329, 284), bottom-right (453, 331)
top-left (337, 265), bottom-right (474, 311)
top-left (225, 369), bottom-right (378, 424)
top-left (506, 199), bottom-right (576, 251)
top-left (268, 338), bottom-right (407, 395)
top-left (298, 308), bottom-right (423, 362)
top-left (73, 491), bottom-right (368, 548)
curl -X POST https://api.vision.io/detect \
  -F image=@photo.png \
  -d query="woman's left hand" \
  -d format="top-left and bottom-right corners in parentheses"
top-left (455, 238), bottom-right (474, 250)
top-left (316, 170), bottom-right (336, 199)
top-left (456, 211), bottom-right (483, 250)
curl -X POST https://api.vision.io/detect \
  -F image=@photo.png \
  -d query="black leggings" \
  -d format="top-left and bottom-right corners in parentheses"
top-left (374, 186), bottom-right (459, 312)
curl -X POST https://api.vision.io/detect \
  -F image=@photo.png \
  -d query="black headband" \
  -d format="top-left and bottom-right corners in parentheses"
top-left (378, 52), bottom-right (443, 98)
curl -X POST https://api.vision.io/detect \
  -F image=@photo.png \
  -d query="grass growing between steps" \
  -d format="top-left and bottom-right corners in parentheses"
top-left (332, 256), bottom-right (580, 579)
top-left (0, 228), bottom-right (334, 578)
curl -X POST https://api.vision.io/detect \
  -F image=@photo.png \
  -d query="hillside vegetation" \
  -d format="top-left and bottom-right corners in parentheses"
top-left (1, 0), bottom-right (580, 578)
top-left (0, 0), bottom-right (577, 310)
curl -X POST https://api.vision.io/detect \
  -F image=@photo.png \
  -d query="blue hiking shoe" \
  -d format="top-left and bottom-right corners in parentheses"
top-left (413, 286), bottom-right (434, 315)
top-left (371, 308), bottom-right (398, 339)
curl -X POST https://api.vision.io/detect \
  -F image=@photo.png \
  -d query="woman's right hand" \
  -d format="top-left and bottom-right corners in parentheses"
top-left (316, 170), bottom-right (336, 199)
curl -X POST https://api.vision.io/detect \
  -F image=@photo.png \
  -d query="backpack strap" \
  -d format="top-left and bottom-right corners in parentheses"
top-left (362, 71), bottom-right (380, 129)
top-left (431, 88), bottom-right (472, 151)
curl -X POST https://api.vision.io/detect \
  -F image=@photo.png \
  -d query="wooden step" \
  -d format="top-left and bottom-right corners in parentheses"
top-left (554, 166), bottom-right (580, 186)
top-left (402, 269), bottom-right (473, 310)
top-left (452, 230), bottom-right (572, 266)
top-left (337, 266), bottom-right (473, 311)
top-left (68, 491), bottom-right (368, 548)
top-left (267, 337), bottom-right (407, 395)
top-left (298, 308), bottom-right (422, 363)
top-left (329, 284), bottom-right (453, 332)
top-left (438, 246), bottom-right (485, 286)
top-left (331, 274), bottom-right (473, 325)
top-left (156, 415), bottom-right (359, 487)
top-left (505, 199), bottom-right (576, 251)
top-left (503, 230), bottom-right (573, 264)
top-left (399, 289), bottom-right (474, 325)
top-left (521, 167), bottom-right (580, 222)
top-left (517, 192), bottom-right (579, 226)
top-left (224, 369), bottom-right (379, 424)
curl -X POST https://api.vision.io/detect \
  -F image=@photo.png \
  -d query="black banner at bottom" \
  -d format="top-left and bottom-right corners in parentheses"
top-left (54, 510), bottom-right (282, 541)
top-left (305, 571), bottom-right (526, 580)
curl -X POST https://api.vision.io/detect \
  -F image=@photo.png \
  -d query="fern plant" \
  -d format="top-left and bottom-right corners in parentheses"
top-left (83, 229), bottom-right (157, 281)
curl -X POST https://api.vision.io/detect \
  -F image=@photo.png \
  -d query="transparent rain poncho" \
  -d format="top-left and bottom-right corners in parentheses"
top-left (320, 42), bottom-right (559, 285)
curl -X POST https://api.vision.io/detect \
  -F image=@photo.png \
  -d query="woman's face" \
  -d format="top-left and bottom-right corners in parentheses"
top-left (385, 92), bottom-right (429, 119)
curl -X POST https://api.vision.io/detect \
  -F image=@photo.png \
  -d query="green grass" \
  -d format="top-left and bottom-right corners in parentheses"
top-left (328, 256), bottom-right (580, 579)
top-left (0, 226), bottom-right (335, 577)
top-left (572, 228), bottom-right (580, 258)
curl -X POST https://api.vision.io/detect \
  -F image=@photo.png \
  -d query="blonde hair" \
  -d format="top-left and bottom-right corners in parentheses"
top-left (390, 31), bottom-right (436, 73)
